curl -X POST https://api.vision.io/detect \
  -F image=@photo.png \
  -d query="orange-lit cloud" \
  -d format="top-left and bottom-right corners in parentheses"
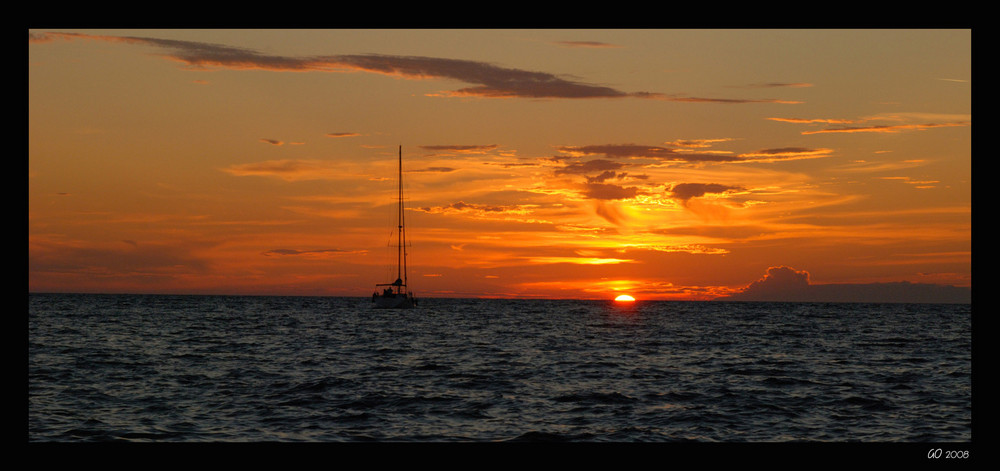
top-left (768, 115), bottom-right (970, 135)
top-left (555, 143), bottom-right (831, 164)
top-left (801, 122), bottom-right (969, 135)
top-left (420, 145), bottom-right (500, 155)
top-left (556, 144), bottom-right (742, 162)
top-left (736, 147), bottom-right (834, 162)
top-left (528, 256), bottom-right (634, 265)
top-left (767, 117), bottom-right (856, 124)
top-left (262, 248), bottom-right (367, 257)
top-left (416, 201), bottom-right (532, 216)
top-left (878, 176), bottom-right (940, 189)
top-left (663, 138), bottom-right (736, 148)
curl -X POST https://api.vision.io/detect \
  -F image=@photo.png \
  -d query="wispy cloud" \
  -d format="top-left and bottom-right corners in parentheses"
top-left (878, 176), bottom-right (940, 189)
top-left (553, 41), bottom-right (622, 49)
top-left (556, 144), bottom-right (740, 162)
top-left (420, 145), bottom-right (499, 154)
top-left (32, 32), bottom-right (651, 100)
top-left (801, 122), bottom-right (969, 135)
top-left (417, 201), bottom-right (527, 215)
top-left (222, 159), bottom-right (349, 181)
top-left (767, 117), bottom-right (855, 125)
top-left (734, 82), bottom-right (813, 88)
top-left (411, 167), bottom-right (459, 173)
top-left (528, 256), bottom-right (634, 265)
top-left (663, 96), bottom-right (802, 104)
top-left (262, 248), bottom-right (366, 256)
top-left (768, 115), bottom-right (971, 135)
top-left (32, 31), bottom-right (803, 104)
top-left (663, 138), bottom-right (736, 148)
top-left (736, 147), bottom-right (834, 161)
top-left (556, 143), bottom-right (831, 163)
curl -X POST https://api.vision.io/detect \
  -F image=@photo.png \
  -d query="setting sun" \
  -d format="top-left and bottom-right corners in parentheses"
top-left (614, 295), bottom-right (636, 302)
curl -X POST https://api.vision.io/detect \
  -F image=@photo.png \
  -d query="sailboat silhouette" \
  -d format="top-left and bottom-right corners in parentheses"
top-left (372, 146), bottom-right (416, 309)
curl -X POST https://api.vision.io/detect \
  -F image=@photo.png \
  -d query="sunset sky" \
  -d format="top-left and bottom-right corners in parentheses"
top-left (28, 29), bottom-right (971, 301)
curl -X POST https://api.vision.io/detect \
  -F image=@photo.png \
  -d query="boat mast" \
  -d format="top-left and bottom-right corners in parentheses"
top-left (398, 145), bottom-right (407, 294)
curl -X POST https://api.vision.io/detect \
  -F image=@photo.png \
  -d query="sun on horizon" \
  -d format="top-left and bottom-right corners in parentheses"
top-left (614, 294), bottom-right (636, 302)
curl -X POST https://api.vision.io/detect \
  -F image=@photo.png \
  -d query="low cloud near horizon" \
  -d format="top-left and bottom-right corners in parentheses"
top-left (718, 266), bottom-right (970, 304)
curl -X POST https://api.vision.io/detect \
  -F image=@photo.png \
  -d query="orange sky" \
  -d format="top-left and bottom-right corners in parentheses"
top-left (28, 29), bottom-right (971, 301)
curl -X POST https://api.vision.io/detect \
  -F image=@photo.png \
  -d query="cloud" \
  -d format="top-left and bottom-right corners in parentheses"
top-left (331, 55), bottom-right (648, 99)
top-left (556, 143), bottom-right (832, 164)
top-left (594, 201), bottom-right (629, 225)
top-left (32, 32), bottom-right (804, 104)
top-left (586, 170), bottom-right (626, 183)
top-left (557, 144), bottom-right (741, 163)
top-left (767, 117), bottom-right (856, 125)
top-left (717, 265), bottom-right (971, 303)
top-left (262, 248), bottom-right (365, 257)
top-left (622, 243), bottom-right (729, 255)
top-left (260, 138), bottom-right (283, 146)
top-left (550, 158), bottom-right (642, 203)
top-left (222, 159), bottom-right (344, 181)
top-left (528, 256), bottom-right (633, 265)
top-left (800, 122), bottom-right (969, 135)
top-left (30, 238), bottom-right (211, 278)
top-left (737, 82), bottom-right (814, 88)
top-left (767, 115), bottom-right (970, 135)
top-left (553, 41), bottom-right (622, 49)
top-left (431, 201), bottom-right (507, 213)
top-left (29, 32), bottom-right (57, 43)
top-left (583, 182), bottom-right (639, 200)
top-left (554, 159), bottom-right (625, 176)
top-left (878, 176), bottom-right (940, 189)
top-left (326, 132), bottom-right (361, 138)
top-left (419, 145), bottom-right (499, 154)
top-left (416, 201), bottom-right (534, 218)
top-left (736, 147), bottom-right (834, 162)
top-left (32, 32), bottom-right (656, 100)
top-left (667, 183), bottom-right (744, 201)
top-left (664, 96), bottom-right (802, 104)
top-left (738, 266), bottom-right (811, 296)
top-left (662, 138), bottom-right (735, 148)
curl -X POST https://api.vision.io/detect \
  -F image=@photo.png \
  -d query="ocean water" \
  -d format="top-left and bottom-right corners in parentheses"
top-left (28, 294), bottom-right (972, 444)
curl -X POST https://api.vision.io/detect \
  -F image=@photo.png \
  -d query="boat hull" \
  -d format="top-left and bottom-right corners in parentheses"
top-left (372, 294), bottom-right (415, 309)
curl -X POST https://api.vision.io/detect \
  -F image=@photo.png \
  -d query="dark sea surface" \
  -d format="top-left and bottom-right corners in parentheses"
top-left (28, 294), bottom-right (972, 446)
